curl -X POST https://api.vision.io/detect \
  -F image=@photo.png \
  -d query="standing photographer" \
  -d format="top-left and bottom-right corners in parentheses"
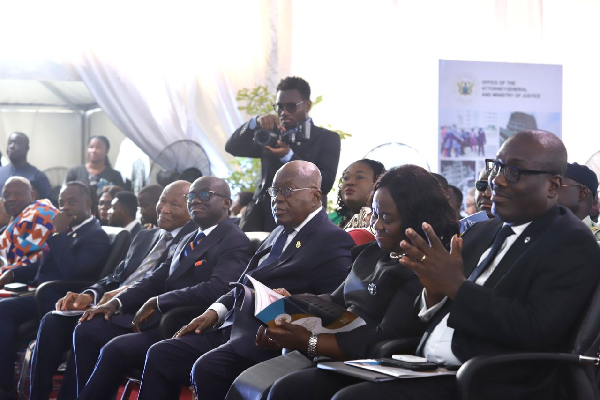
top-left (225, 76), bottom-right (341, 232)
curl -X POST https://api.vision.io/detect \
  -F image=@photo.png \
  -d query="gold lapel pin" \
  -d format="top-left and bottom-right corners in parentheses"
top-left (296, 241), bottom-right (301, 249)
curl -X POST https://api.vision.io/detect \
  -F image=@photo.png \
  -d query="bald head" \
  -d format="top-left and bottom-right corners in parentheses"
top-left (506, 130), bottom-right (567, 176)
top-left (2, 177), bottom-right (33, 217)
top-left (275, 161), bottom-right (322, 190)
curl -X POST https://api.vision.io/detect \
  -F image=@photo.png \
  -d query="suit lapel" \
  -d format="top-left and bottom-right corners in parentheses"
top-left (462, 218), bottom-right (502, 277)
top-left (251, 209), bottom-right (326, 278)
top-left (167, 219), bottom-right (231, 282)
top-left (484, 208), bottom-right (556, 288)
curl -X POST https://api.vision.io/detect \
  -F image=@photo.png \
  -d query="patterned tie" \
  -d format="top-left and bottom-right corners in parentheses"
top-left (122, 232), bottom-right (173, 286)
top-left (467, 225), bottom-right (514, 282)
top-left (181, 231), bottom-right (206, 260)
top-left (258, 229), bottom-right (294, 268)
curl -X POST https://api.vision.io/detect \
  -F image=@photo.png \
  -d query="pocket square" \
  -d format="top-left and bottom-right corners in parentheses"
top-left (195, 260), bottom-right (205, 267)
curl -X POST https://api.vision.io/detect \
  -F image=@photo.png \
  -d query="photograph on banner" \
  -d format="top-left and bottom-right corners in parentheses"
top-left (439, 109), bottom-right (499, 159)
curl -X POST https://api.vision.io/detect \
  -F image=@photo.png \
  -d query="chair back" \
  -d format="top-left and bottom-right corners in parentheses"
top-left (245, 231), bottom-right (270, 253)
top-left (95, 227), bottom-right (131, 280)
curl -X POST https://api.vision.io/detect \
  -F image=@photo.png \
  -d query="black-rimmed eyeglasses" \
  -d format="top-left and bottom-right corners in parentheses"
top-left (267, 186), bottom-right (316, 198)
top-left (185, 191), bottom-right (229, 203)
top-left (272, 101), bottom-right (305, 114)
top-left (485, 159), bottom-right (554, 183)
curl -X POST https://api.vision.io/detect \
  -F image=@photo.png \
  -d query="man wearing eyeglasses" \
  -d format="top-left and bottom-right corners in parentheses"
top-left (134, 161), bottom-right (354, 400)
top-left (558, 162), bottom-right (600, 242)
top-left (72, 177), bottom-right (254, 400)
top-left (474, 168), bottom-right (494, 218)
top-left (225, 76), bottom-right (342, 232)
top-left (334, 131), bottom-right (600, 400)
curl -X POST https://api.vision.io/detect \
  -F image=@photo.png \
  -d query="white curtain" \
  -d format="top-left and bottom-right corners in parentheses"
top-left (71, 0), bottom-right (292, 179)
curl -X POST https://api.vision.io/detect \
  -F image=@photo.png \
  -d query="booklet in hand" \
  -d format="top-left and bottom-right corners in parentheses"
top-left (246, 275), bottom-right (366, 333)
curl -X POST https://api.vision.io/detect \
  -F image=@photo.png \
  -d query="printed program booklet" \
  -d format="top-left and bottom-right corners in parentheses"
top-left (246, 275), bottom-right (366, 334)
top-left (318, 359), bottom-right (457, 381)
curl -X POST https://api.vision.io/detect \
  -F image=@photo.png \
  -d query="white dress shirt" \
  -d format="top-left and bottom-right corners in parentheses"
top-left (209, 207), bottom-right (323, 324)
top-left (419, 222), bottom-right (531, 366)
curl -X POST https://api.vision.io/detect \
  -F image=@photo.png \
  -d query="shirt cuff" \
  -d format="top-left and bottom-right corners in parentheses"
top-left (248, 116), bottom-right (259, 130)
top-left (114, 297), bottom-right (123, 314)
top-left (156, 296), bottom-right (163, 313)
top-left (279, 148), bottom-right (294, 163)
top-left (418, 290), bottom-right (448, 321)
top-left (82, 289), bottom-right (98, 305)
top-left (208, 303), bottom-right (229, 325)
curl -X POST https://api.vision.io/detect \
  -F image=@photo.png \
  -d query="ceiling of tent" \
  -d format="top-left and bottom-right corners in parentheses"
top-left (0, 79), bottom-right (97, 111)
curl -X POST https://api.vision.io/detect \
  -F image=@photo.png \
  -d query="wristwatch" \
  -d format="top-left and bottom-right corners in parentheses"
top-left (307, 332), bottom-right (318, 356)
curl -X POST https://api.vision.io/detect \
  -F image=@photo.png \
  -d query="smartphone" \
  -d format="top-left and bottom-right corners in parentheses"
top-left (379, 357), bottom-right (438, 371)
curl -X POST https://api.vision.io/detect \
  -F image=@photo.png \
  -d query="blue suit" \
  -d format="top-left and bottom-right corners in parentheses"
top-left (137, 209), bottom-right (354, 400)
top-left (29, 222), bottom-right (197, 400)
top-left (0, 218), bottom-right (110, 393)
top-left (74, 217), bottom-right (253, 399)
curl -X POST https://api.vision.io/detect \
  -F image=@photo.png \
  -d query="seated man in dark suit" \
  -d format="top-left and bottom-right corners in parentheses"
top-left (328, 131), bottom-right (600, 400)
top-left (29, 180), bottom-right (196, 400)
top-left (108, 191), bottom-right (142, 239)
top-left (73, 177), bottom-right (253, 400)
top-left (136, 160), bottom-right (355, 400)
top-left (0, 182), bottom-right (110, 399)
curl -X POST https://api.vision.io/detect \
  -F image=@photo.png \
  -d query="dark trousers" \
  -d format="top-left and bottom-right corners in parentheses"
top-left (268, 368), bottom-right (458, 400)
top-left (138, 327), bottom-right (232, 400)
top-left (29, 312), bottom-right (78, 400)
top-left (76, 322), bottom-right (161, 400)
top-left (0, 296), bottom-right (36, 391)
top-left (72, 316), bottom-right (131, 396)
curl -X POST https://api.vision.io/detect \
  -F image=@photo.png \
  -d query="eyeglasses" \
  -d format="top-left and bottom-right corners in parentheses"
top-left (267, 186), bottom-right (316, 198)
top-left (272, 101), bottom-right (305, 114)
top-left (485, 159), bottom-right (554, 183)
top-left (475, 180), bottom-right (488, 192)
top-left (184, 191), bottom-right (228, 203)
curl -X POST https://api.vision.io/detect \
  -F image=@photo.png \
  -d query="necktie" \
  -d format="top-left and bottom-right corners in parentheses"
top-left (181, 231), bottom-right (206, 260)
top-left (467, 225), bottom-right (514, 282)
top-left (258, 229), bottom-right (294, 267)
top-left (122, 232), bottom-right (173, 286)
top-left (417, 225), bottom-right (515, 356)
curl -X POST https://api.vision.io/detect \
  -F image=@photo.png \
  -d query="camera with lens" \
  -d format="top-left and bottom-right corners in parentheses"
top-left (253, 122), bottom-right (311, 148)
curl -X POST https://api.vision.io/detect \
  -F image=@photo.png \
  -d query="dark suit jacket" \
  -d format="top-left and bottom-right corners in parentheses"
top-left (220, 209), bottom-right (354, 362)
top-left (129, 222), bottom-right (143, 240)
top-left (447, 205), bottom-right (600, 361)
top-left (12, 218), bottom-right (110, 284)
top-left (327, 243), bottom-right (425, 359)
top-left (114, 218), bottom-right (253, 326)
top-left (85, 221), bottom-right (198, 299)
top-left (225, 120), bottom-right (341, 231)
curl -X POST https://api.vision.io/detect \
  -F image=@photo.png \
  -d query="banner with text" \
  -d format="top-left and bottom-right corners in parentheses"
top-left (438, 60), bottom-right (562, 197)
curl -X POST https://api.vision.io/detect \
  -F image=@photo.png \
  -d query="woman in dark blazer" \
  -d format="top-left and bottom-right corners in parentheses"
top-left (250, 164), bottom-right (459, 400)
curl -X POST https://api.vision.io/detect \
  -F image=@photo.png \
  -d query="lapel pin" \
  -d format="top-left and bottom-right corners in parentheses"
top-left (524, 237), bottom-right (530, 243)
top-left (72, 232), bottom-right (77, 238)
top-left (296, 241), bottom-right (301, 249)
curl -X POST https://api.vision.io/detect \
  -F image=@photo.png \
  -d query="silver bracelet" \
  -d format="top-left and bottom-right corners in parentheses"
top-left (307, 332), bottom-right (319, 356)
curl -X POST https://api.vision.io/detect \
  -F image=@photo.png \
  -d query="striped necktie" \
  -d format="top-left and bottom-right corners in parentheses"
top-left (122, 232), bottom-right (173, 286)
top-left (181, 231), bottom-right (206, 260)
